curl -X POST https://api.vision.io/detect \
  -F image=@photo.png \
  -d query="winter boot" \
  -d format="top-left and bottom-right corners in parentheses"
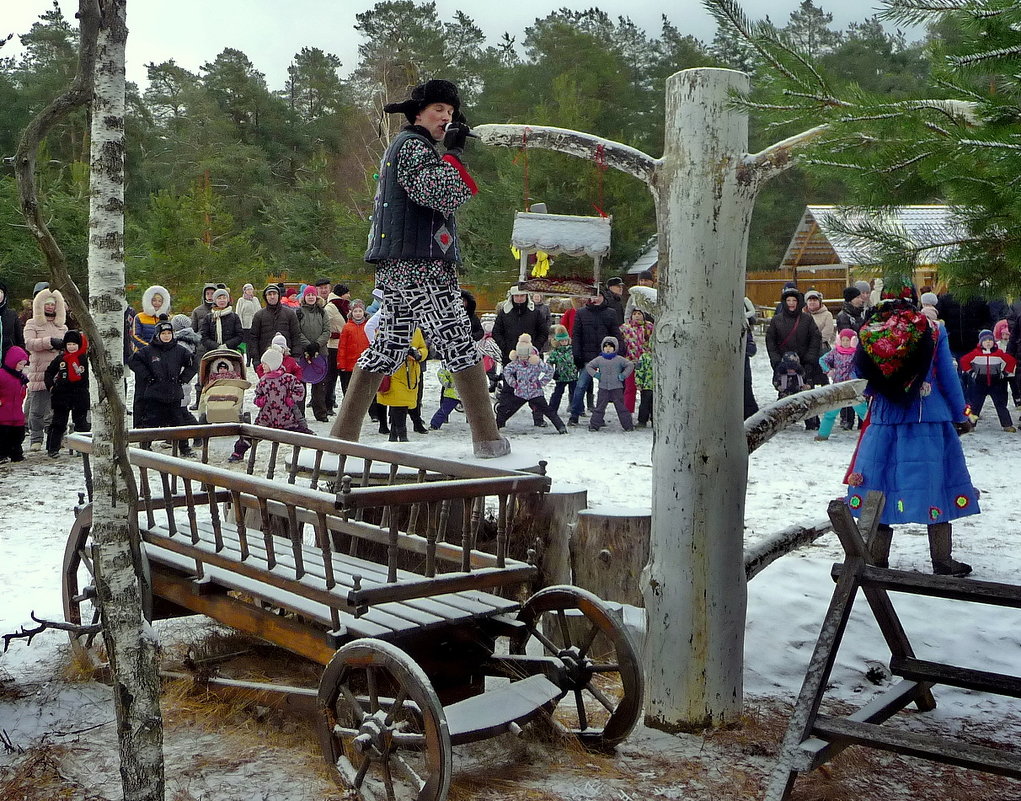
top-left (868, 524), bottom-right (894, 568)
top-left (330, 366), bottom-right (385, 442)
top-left (408, 405), bottom-right (429, 434)
top-left (927, 522), bottom-right (972, 577)
top-left (388, 407), bottom-right (409, 443)
top-left (450, 362), bottom-right (510, 457)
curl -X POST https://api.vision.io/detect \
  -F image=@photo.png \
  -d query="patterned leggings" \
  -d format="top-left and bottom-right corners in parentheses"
top-left (357, 282), bottom-right (479, 374)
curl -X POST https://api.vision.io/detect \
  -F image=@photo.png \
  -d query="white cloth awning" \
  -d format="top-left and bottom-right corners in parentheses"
top-left (510, 212), bottom-right (612, 257)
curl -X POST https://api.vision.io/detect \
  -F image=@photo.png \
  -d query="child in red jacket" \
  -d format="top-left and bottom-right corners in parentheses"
top-left (959, 328), bottom-right (1017, 432)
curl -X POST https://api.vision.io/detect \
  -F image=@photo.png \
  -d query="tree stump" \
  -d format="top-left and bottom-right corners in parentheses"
top-left (507, 489), bottom-right (588, 587)
top-left (571, 508), bottom-right (651, 608)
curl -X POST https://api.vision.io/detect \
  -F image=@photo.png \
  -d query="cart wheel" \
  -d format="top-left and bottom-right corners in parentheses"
top-left (512, 585), bottom-right (644, 750)
top-left (62, 504), bottom-right (153, 672)
top-left (317, 639), bottom-right (452, 801)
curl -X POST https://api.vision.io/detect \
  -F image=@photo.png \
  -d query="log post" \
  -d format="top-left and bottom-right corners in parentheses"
top-left (508, 489), bottom-right (587, 587)
top-left (571, 509), bottom-right (651, 608)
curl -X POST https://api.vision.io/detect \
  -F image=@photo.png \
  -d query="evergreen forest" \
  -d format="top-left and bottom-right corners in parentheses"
top-left (0, 1), bottom-right (935, 305)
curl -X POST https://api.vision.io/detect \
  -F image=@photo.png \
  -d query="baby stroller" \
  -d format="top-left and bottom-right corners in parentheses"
top-left (198, 348), bottom-right (252, 424)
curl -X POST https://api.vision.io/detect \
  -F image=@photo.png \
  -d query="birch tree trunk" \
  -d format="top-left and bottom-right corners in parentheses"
top-left (89, 2), bottom-right (165, 798)
top-left (640, 69), bottom-right (756, 729)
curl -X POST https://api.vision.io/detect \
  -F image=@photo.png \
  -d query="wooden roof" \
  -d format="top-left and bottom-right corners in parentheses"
top-left (780, 205), bottom-right (966, 269)
top-left (510, 211), bottom-right (612, 257)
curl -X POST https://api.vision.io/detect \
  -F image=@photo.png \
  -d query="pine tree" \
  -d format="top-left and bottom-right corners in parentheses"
top-left (707, 0), bottom-right (1021, 298)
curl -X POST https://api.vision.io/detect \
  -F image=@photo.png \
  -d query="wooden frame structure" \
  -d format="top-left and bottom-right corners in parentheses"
top-left (63, 424), bottom-right (644, 801)
top-left (765, 492), bottom-right (1021, 801)
top-left (511, 210), bottom-right (612, 290)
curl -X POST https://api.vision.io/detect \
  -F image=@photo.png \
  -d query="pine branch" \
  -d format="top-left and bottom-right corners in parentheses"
top-left (950, 43), bottom-right (1021, 67)
top-left (877, 0), bottom-right (972, 27)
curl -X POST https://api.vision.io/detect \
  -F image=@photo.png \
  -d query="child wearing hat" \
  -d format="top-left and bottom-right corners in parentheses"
top-left (0, 346), bottom-right (30, 463)
top-left (429, 361), bottom-right (461, 430)
top-left (546, 324), bottom-right (578, 416)
top-left (253, 347), bottom-right (309, 434)
top-left (815, 329), bottom-right (869, 441)
top-left (959, 328), bottom-right (1017, 432)
top-left (496, 335), bottom-right (566, 433)
top-left (128, 320), bottom-right (198, 454)
top-left (585, 336), bottom-right (635, 432)
top-left (44, 331), bottom-right (91, 457)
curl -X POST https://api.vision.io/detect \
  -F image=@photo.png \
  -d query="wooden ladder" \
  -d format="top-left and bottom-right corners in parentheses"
top-left (764, 491), bottom-right (1021, 801)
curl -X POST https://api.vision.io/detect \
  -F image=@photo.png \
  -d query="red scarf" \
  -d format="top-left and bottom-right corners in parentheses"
top-left (64, 334), bottom-right (88, 382)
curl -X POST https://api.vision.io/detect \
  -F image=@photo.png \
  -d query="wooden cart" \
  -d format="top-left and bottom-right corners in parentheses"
top-left (62, 424), bottom-right (643, 801)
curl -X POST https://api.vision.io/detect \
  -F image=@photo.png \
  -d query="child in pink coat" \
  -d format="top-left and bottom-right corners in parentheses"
top-left (0, 346), bottom-right (30, 463)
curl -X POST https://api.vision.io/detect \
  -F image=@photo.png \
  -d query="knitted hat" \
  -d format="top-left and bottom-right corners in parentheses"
top-left (350, 298), bottom-right (366, 312)
top-left (271, 333), bottom-right (288, 350)
top-left (170, 314), bottom-right (191, 332)
top-left (334, 283), bottom-right (350, 297)
top-left (242, 283), bottom-right (254, 292)
top-left (601, 336), bottom-right (619, 351)
top-left (781, 287), bottom-right (801, 303)
top-left (302, 285), bottom-right (319, 301)
top-left (638, 270), bottom-right (654, 281)
top-left (510, 334), bottom-right (539, 365)
top-left (843, 286), bottom-right (862, 303)
top-left (838, 328), bottom-right (857, 341)
top-left (920, 292), bottom-right (938, 307)
top-left (32, 281), bottom-right (50, 296)
top-left (153, 320), bottom-right (174, 338)
top-left (804, 289), bottom-right (823, 302)
top-left (994, 319), bottom-right (1010, 341)
top-left (383, 79), bottom-right (463, 124)
top-left (63, 329), bottom-right (83, 346)
top-left (855, 280), bottom-right (871, 296)
top-left (978, 329), bottom-right (994, 343)
top-left (212, 288), bottom-right (230, 303)
top-left (261, 347), bottom-right (283, 371)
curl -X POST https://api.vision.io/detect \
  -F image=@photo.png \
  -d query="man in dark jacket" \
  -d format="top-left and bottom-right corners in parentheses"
top-left (251, 284), bottom-right (301, 359)
top-left (568, 293), bottom-right (622, 425)
top-left (835, 286), bottom-right (866, 333)
top-left (0, 280), bottom-right (25, 359)
top-left (602, 277), bottom-right (626, 324)
top-left (765, 288), bottom-right (822, 428)
top-left (492, 287), bottom-right (550, 364)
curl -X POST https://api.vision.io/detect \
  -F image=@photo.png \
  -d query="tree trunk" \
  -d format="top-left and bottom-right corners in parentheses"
top-left (641, 69), bottom-right (756, 730)
top-left (89, 3), bottom-right (166, 798)
top-left (572, 509), bottom-right (650, 608)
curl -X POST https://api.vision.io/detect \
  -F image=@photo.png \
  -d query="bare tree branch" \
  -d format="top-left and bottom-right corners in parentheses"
top-left (473, 123), bottom-right (659, 183)
top-left (744, 123), bottom-right (829, 184)
top-left (3, 612), bottom-right (103, 653)
top-left (745, 380), bottom-right (867, 453)
top-left (13, 0), bottom-right (140, 531)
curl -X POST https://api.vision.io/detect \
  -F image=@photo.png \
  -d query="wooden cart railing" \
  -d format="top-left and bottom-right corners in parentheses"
top-left (66, 426), bottom-right (549, 646)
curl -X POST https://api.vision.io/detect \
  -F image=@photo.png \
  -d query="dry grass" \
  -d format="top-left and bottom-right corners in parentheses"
top-left (0, 744), bottom-right (111, 801)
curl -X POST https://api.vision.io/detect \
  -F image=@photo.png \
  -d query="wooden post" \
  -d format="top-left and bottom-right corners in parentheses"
top-left (508, 489), bottom-right (587, 587)
top-left (572, 509), bottom-right (650, 607)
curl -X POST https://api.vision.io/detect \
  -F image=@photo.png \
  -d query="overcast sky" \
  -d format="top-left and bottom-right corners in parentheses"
top-left (6, 0), bottom-right (903, 91)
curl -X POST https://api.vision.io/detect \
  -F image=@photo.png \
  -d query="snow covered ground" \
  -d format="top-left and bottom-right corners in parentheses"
top-left (2, 350), bottom-right (1020, 798)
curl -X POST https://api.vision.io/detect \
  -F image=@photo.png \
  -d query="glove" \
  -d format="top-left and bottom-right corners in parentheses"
top-left (408, 347), bottom-right (421, 361)
top-left (442, 122), bottom-right (470, 158)
top-left (50, 337), bottom-right (64, 350)
top-left (285, 397), bottom-right (295, 408)
top-left (954, 419), bottom-right (974, 436)
top-left (305, 343), bottom-right (319, 358)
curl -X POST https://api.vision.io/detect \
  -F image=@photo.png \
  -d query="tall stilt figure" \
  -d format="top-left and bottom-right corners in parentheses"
top-left (330, 79), bottom-right (508, 457)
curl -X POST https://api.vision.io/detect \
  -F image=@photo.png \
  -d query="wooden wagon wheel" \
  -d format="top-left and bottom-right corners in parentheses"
top-left (317, 639), bottom-right (452, 801)
top-left (512, 585), bottom-right (644, 750)
top-left (61, 504), bottom-right (106, 670)
top-left (61, 504), bottom-right (152, 672)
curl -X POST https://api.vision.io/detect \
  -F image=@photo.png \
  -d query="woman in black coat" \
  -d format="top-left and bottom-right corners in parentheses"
top-left (199, 288), bottom-right (244, 352)
top-left (492, 289), bottom-right (550, 364)
top-left (129, 320), bottom-right (198, 437)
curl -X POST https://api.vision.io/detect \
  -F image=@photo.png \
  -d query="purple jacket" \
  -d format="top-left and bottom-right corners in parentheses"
top-left (502, 358), bottom-right (555, 400)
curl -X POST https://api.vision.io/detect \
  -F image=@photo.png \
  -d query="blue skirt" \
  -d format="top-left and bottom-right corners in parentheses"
top-left (845, 421), bottom-right (980, 525)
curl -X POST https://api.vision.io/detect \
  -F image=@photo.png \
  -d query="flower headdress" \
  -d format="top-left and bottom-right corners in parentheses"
top-left (856, 298), bottom-right (936, 405)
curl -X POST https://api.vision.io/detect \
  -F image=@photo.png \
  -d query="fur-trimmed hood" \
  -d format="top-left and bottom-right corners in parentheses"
top-left (142, 285), bottom-right (172, 317)
top-left (32, 288), bottom-right (67, 327)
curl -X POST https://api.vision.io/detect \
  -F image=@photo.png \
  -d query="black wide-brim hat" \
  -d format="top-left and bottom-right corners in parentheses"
top-left (384, 79), bottom-right (465, 124)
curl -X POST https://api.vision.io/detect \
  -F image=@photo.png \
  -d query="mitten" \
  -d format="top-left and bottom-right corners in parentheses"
top-left (285, 397), bottom-right (295, 407)
top-left (50, 337), bottom-right (64, 350)
top-left (305, 343), bottom-right (319, 358)
top-left (254, 396), bottom-right (266, 407)
top-left (408, 346), bottom-right (421, 361)
top-left (442, 121), bottom-right (470, 158)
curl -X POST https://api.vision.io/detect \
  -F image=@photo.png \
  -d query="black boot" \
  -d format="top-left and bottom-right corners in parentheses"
top-left (389, 407), bottom-right (409, 442)
top-left (379, 414), bottom-right (390, 435)
top-left (409, 406), bottom-right (428, 434)
top-left (928, 522), bottom-right (972, 577)
top-left (869, 524), bottom-right (894, 568)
